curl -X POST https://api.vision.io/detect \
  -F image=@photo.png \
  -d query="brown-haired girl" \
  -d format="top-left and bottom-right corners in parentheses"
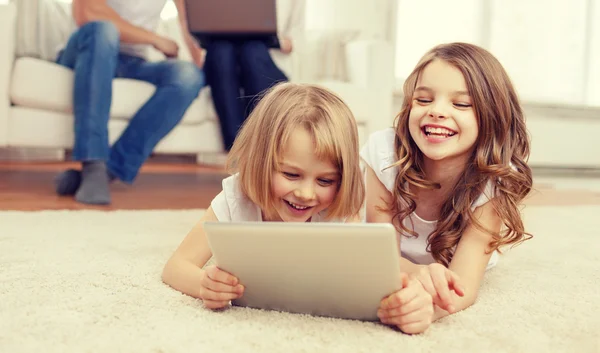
top-left (364, 42), bottom-right (532, 323)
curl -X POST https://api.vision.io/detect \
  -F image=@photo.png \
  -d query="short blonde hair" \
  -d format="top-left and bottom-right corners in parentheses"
top-left (227, 82), bottom-right (364, 221)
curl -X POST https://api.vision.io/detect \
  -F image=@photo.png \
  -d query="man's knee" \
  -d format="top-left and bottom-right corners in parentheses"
top-left (78, 21), bottom-right (120, 53)
top-left (169, 61), bottom-right (205, 96)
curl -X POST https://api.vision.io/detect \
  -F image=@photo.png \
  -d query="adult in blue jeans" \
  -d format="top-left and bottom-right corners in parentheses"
top-left (55, 0), bottom-right (205, 205)
top-left (203, 0), bottom-right (305, 150)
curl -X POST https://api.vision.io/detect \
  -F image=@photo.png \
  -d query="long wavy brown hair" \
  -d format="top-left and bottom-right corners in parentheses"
top-left (390, 42), bottom-right (533, 266)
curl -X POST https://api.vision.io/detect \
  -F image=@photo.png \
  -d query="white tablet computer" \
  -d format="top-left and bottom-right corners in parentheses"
top-left (203, 222), bottom-right (402, 321)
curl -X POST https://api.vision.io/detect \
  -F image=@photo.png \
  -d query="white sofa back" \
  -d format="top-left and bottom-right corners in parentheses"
top-left (0, 2), bottom-right (16, 145)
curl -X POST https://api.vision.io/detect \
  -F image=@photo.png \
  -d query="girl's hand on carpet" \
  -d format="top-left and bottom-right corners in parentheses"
top-left (415, 263), bottom-right (465, 313)
top-left (378, 273), bottom-right (434, 334)
top-left (199, 265), bottom-right (244, 309)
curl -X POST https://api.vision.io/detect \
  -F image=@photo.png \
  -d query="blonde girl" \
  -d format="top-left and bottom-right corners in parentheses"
top-left (163, 82), bottom-right (434, 334)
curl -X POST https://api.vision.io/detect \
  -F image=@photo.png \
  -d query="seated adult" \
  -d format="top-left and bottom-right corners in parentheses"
top-left (202, 0), bottom-right (305, 150)
top-left (55, 0), bottom-right (205, 205)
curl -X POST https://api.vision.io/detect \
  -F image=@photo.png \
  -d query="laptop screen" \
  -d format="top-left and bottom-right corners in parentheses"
top-left (185, 0), bottom-right (278, 34)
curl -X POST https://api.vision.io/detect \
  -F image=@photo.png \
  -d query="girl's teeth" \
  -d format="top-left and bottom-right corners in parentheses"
top-left (425, 126), bottom-right (455, 136)
top-left (288, 201), bottom-right (308, 210)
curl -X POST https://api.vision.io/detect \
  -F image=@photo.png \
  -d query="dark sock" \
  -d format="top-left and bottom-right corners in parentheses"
top-left (55, 169), bottom-right (82, 196)
top-left (75, 161), bottom-right (111, 205)
top-left (55, 167), bottom-right (117, 196)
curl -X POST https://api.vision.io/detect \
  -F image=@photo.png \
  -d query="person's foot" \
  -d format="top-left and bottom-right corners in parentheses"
top-left (74, 161), bottom-right (111, 205)
top-left (55, 169), bottom-right (82, 196)
top-left (55, 166), bottom-right (117, 199)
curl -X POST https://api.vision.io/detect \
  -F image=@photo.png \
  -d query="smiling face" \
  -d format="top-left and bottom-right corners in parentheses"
top-left (268, 126), bottom-right (340, 222)
top-left (408, 59), bottom-right (479, 166)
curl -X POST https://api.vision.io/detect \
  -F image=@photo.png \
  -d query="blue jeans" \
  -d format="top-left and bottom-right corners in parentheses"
top-left (56, 21), bottom-right (205, 183)
top-left (204, 40), bottom-right (287, 150)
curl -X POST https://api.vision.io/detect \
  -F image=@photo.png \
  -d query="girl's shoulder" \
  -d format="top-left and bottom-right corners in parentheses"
top-left (212, 174), bottom-right (262, 222)
top-left (360, 128), bottom-right (397, 192)
top-left (362, 128), bottom-right (396, 151)
top-left (471, 180), bottom-right (495, 210)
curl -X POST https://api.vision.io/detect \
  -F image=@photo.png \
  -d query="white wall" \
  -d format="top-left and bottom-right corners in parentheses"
top-left (489, 0), bottom-right (588, 106)
top-left (588, 0), bottom-right (600, 106)
top-left (395, 0), bottom-right (484, 80)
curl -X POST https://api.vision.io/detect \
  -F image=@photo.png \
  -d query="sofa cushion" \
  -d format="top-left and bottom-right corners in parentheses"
top-left (9, 57), bottom-right (216, 125)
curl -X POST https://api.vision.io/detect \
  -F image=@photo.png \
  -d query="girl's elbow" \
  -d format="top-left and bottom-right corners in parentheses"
top-left (460, 294), bottom-right (478, 310)
top-left (161, 259), bottom-right (175, 285)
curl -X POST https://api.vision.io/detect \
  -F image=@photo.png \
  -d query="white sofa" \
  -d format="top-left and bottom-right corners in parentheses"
top-left (0, 2), bottom-right (396, 163)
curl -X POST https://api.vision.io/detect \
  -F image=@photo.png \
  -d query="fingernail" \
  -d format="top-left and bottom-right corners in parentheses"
top-left (237, 285), bottom-right (244, 293)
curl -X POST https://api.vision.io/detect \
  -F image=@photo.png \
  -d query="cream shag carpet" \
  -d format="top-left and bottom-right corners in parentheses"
top-left (1, 207), bottom-right (599, 353)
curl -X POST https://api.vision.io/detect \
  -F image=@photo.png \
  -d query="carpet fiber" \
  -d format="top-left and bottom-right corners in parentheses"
top-left (1, 207), bottom-right (598, 352)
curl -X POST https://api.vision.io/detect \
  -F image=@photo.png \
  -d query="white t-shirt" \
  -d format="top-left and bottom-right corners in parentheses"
top-left (59, 0), bottom-right (166, 59)
top-left (360, 128), bottom-right (499, 269)
top-left (105, 0), bottom-right (167, 58)
top-left (211, 174), bottom-right (343, 223)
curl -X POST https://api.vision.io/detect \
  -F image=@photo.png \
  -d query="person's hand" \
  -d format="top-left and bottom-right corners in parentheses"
top-left (153, 36), bottom-right (179, 58)
top-left (415, 263), bottom-right (465, 313)
top-left (185, 34), bottom-right (205, 68)
top-left (279, 37), bottom-right (293, 54)
top-left (378, 273), bottom-right (434, 334)
top-left (198, 265), bottom-right (244, 309)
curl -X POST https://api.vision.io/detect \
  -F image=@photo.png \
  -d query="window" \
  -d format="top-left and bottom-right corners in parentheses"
top-left (395, 0), bottom-right (599, 108)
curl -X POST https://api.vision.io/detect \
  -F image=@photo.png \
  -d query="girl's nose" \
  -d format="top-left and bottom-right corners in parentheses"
top-left (293, 184), bottom-right (316, 201)
top-left (428, 100), bottom-right (449, 119)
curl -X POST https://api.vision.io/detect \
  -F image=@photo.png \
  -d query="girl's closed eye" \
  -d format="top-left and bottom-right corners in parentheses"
top-left (415, 98), bottom-right (432, 104)
top-left (282, 172), bottom-right (299, 179)
top-left (453, 102), bottom-right (472, 108)
top-left (317, 178), bottom-right (336, 186)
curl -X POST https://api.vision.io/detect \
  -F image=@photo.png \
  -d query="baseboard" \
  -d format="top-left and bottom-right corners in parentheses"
top-left (196, 152), bottom-right (228, 167)
top-left (0, 147), bottom-right (65, 161)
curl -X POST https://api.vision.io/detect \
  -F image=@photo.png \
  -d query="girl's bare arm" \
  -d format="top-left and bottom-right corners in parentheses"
top-left (432, 201), bottom-right (500, 320)
top-left (162, 207), bottom-right (224, 298)
top-left (364, 166), bottom-right (421, 274)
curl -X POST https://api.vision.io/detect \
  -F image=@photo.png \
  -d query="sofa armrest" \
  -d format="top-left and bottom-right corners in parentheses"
top-left (344, 39), bottom-right (394, 89)
top-left (0, 2), bottom-right (17, 146)
top-left (343, 39), bottom-right (395, 133)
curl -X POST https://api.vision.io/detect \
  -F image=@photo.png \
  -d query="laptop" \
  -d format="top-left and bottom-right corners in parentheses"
top-left (184, 0), bottom-right (280, 48)
top-left (204, 222), bottom-right (403, 321)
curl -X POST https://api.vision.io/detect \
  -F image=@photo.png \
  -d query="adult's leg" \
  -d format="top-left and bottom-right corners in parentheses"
top-left (238, 41), bottom-right (288, 113)
top-left (204, 40), bottom-right (245, 151)
top-left (107, 56), bottom-right (205, 183)
top-left (55, 21), bottom-right (120, 205)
